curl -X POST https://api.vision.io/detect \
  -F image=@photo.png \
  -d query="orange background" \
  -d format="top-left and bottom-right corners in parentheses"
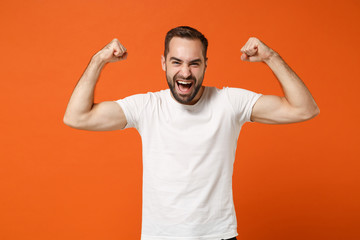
top-left (1, 0), bottom-right (359, 239)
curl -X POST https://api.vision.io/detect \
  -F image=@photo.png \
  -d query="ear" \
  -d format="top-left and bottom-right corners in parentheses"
top-left (205, 57), bottom-right (208, 71)
top-left (161, 55), bottom-right (166, 71)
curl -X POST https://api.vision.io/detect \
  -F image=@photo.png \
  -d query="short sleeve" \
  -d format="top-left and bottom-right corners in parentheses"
top-left (114, 93), bottom-right (151, 129)
top-left (224, 87), bottom-right (262, 123)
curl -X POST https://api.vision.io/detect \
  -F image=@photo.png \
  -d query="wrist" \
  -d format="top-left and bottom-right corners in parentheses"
top-left (91, 52), bottom-right (107, 68)
top-left (264, 51), bottom-right (281, 65)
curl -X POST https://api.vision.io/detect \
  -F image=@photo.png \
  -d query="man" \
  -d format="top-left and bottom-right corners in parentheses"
top-left (64, 26), bottom-right (319, 240)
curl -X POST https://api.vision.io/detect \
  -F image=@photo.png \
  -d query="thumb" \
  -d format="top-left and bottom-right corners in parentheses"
top-left (241, 53), bottom-right (249, 61)
top-left (120, 52), bottom-right (128, 60)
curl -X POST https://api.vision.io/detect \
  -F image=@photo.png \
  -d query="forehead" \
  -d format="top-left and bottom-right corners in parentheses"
top-left (167, 37), bottom-right (204, 61)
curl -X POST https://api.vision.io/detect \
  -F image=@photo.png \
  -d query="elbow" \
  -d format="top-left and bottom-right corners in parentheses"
top-left (299, 105), bottom-right (320, 121)
top-left (63, 112), bottom-right (92, 130)
top-left (313, 105), bottom-right (320, 118)
top-left (63, 114), bottom-right (82, 129)
top-left (63, 114), bottom-right (75, 128)
top-left (310, 104), bottom-right (320, 119)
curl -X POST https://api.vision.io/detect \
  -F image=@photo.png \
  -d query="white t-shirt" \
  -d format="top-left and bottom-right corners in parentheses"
top-left (116, 87), bottom-right (262, 240)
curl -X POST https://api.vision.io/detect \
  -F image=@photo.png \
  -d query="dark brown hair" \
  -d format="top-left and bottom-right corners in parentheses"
top-left (164, 26), bottom-right (208, 59)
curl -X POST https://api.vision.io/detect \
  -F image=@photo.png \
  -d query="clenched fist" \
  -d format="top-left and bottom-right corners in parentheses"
top-left (94, 38), bottom-right (127, 64)
top-left (240, 37), bottom-right (277, 62)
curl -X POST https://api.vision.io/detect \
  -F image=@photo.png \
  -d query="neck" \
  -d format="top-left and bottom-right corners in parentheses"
top-left (189, 86), bottom-right (205, 105)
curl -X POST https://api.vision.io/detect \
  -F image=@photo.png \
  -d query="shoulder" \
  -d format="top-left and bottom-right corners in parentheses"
top-left (203, 86), bottom-right (224, 98)
top-left (117, 89), bottom-right (167, 102)
top-left (204, 86), bottom-right (260, 100)
top-left (205, 86), bottom-right (254, 94)
top-left (220, 87), bottom-right (262, 101)
top-left (222, 86), bottom-right (257, 95)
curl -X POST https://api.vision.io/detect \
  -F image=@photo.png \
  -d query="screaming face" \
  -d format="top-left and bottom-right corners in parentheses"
top-left (166, 66), bottom-right (204, 104)
top-left (162, 37), bottom-right (207, 105)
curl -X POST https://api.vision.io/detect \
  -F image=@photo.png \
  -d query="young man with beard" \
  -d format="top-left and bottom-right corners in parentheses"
top-left (64, 26), bottom-right (319, 240)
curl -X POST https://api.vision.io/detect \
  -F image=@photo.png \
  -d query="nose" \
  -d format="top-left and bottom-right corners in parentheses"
top-left (179, 65), bottom-right (191, 79)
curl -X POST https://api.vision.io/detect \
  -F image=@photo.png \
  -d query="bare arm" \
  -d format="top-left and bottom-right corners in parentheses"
top-left (240, 37), bottom-right (319, 124)
top-left (63, 39), bottom-right (128, 131)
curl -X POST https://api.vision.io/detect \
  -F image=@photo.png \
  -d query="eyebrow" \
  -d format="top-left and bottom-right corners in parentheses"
top-left (169, 57), bottom-right (202, 63)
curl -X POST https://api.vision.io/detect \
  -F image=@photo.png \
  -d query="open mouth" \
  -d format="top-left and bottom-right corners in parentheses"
top-left (176, 80), bottom-right (194, 94)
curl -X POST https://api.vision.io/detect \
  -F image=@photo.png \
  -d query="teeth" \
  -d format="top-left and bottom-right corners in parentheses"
top-left (178, 81), bottom-right (192, 85)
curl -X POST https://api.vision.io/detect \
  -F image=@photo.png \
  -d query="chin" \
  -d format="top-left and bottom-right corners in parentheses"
top-left (172, 84), bottom-right (202, 105)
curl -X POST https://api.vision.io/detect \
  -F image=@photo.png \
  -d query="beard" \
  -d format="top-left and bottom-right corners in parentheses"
top-left (166, 70), bottom-right (205, 105)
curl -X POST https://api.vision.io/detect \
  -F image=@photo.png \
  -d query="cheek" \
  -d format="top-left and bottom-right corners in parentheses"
top-left (192, 68), bottom-right (204, 78)
top-left (166, 68), bottom-right (178, 78)
top-left (166, 71), bottom-right (176, 82)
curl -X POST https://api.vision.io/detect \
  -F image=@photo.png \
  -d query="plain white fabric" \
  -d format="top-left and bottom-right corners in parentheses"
top-left (115, 87), bottom-right (262, 240)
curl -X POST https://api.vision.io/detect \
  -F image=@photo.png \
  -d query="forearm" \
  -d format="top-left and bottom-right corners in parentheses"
top-left (264, 53), bottom-right (319, 116)
top-left (64, 55), bottom-right (105, 124)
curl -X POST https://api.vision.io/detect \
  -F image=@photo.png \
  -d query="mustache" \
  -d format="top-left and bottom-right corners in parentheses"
top-left (173, 73), bottom-right (196, 82)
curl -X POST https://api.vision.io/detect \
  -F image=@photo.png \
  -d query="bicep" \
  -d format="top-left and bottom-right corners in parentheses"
top-left (251, 95), bottom-right (305, 124)
top-left (79, 101), bottom-right (127, 131)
